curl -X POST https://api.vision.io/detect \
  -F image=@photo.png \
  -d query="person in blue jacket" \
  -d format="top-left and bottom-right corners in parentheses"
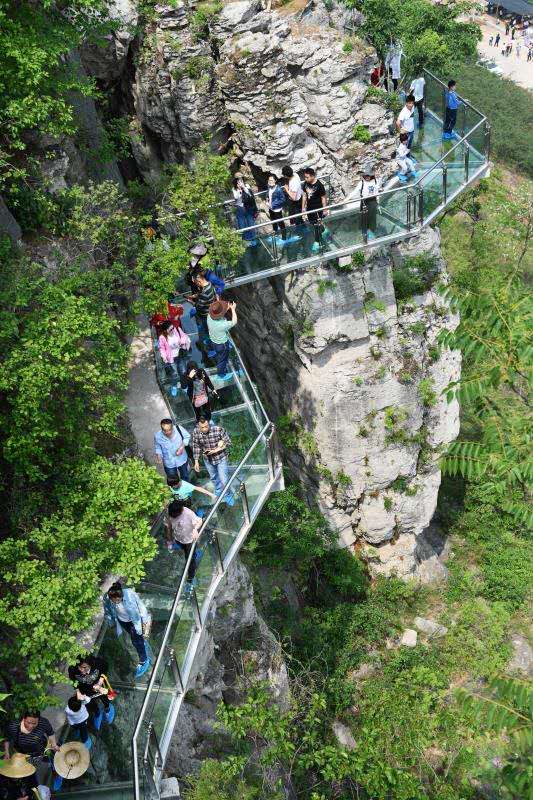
top-left (266, 174), bottom-right (287, 244)
top-left (103, 583), bottom-right (152, 679)
top-left (443, 79), bottom-right (462, 139)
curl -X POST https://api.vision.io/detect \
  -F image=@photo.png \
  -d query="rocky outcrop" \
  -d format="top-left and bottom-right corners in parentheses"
top-left (234, 227), bottom-right (460, 580)
top-left (130, 0), bottom-right (394, 189)
top-left (166, 558), bottom-right (289, 777)
top-left (81, 0), bottom-right (139, 83)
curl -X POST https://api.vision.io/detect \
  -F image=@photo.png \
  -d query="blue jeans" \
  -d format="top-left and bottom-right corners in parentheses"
top-left (236, 206), bottom-right (257, 241)
top-left (164, 462), bottom-right (190, 481)
top-left (407, 130), bottom-right (414, 149)
top-left (196, 314), bottom-right (210, 345)
top-left (119, 620), bottom-right (148, 663)
top-left (164, 354), bottom-right (187, 388)
top-left (204, 456), bottom-right (229, 496)
top-left (212, 340), bottom-right (231, 376)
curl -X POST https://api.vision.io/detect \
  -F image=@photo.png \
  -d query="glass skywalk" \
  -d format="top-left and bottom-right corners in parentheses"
top-left (219, 70), bottom-right (489, 287)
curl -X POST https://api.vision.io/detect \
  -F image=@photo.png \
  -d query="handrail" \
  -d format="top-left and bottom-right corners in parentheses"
top-left (234, 182), bottom-right (408, 235)
top-left (413, 116), bottom-right (486, 184)
top-left (422, 68), bottom-right (487, 121)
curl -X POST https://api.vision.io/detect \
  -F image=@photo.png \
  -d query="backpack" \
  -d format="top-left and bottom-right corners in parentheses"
top-left (204, 269), bottom-right (225, 295)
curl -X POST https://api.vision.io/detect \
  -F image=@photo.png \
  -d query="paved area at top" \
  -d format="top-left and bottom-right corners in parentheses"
top-left (476, 13), bottom-right (533, 89)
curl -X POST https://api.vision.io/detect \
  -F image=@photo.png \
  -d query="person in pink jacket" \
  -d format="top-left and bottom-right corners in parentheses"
top-left (158, 320), bottom-right (191, 397)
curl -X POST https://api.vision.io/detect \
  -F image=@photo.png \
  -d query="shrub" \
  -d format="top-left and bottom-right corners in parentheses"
top-left (418, 377), bottom-right (438, 407)
top-left (342, 39), bottom-right (354, 53)
top-left (393, 254), bottom-right (439, 301)
top-left (352, 124), bottom-right (371, 143)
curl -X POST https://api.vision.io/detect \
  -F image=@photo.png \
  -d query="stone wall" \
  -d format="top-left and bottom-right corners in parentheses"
top-left (233, 228), bottom-right (460, 580)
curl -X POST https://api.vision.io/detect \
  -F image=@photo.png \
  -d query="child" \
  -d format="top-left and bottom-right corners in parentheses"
top-left (167, 475), bottom-right (216, 512)
top-left (396, 132), bottom-right (417, 179)
top-left (65, 693), bottom-right (92, 750)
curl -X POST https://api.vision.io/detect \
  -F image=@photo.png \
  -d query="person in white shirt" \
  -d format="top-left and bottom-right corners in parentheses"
top-left (65, 693), bottom-right (92, 749)
top-left (396, 94), bottom-right (416, 149)
top-left (396, 132), bottom-right (417, 178)
top-left (358, 162), bottom-right (380, 240)
top-left (409, 75), bottom-right (425, 127)
top-left (281, 165), bottom-right (303, 226)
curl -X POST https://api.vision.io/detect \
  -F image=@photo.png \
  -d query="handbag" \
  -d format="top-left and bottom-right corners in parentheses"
top-left (101, 674), bottom-right (117, 701)
top-left (193, 390), bottom-right (208, 407)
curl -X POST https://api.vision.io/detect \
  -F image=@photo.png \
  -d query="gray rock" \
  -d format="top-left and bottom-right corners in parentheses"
top-left (0, 196), bottom-right (22, 243)
top-left (400, 629), bottom-right (418, 647)
top-left (507, 635), bottom-right (533, 677)
top-left (332, 720), bottom-right (357, 750)
top-left (414, 617), bottom-right (448, 638)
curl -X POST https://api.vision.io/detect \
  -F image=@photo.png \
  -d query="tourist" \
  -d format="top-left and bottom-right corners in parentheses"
top-left (166, 500), bottom-right (202, 582)
top-left (396, 132), bottom-right (417, 178)
top-left (0, 754), bottom-right (40, 800)
top-left (186, 269), bottom-right (217, 349)
top-left (68, 655), bottom-right (114, 729)
top-left (528, 45), bottom-right (532, 61)
top-left (488, 35), bottom-right (494, 46)
top-left (281, 165), bottom-right (303, 225)
top-left (184, 361), bottom-right (218, 421)
top-left (396, 94), bottom-right (416, 149)
top-left (505, 22), bottom-right (510, 35)
top-left (4, 711), bottom-right (60, 790)
top-left (64, 694), bottom-right (92, 750)
top-left (192, 416), bottom-right (233, 502)
top-left (409, 74), bottom-right (426, 127)
top-left (516, 41), bottom-right (521, 57)
top-left (370, 64), bottom-right (382, 86)
top-left (506, 42), bottom-right (513, 56)
top-left (158, 320), bottom-right (191, 398)
top-left (266, 174), bottom-right (287, 243)
top-left (167, 474), bottom-right (216, 503)
top-left (511, 25), bottom-right (516, 39)
top-left (154, 417), bottom-right (191, 481)
top-left (302, 167), bottom-right (328, 253)
top-left (358, 162), bottom-right (380, 241)
top-left (443, 79), bottom-right (461, 140)
top-left (206, 299), bottom-right (237, 380)
top-left (232, 176), bottom-right (258, 245)
top-left (494, 32), bottom-right (500, 47)
top-left (103, 582), bottom-right (152, 679)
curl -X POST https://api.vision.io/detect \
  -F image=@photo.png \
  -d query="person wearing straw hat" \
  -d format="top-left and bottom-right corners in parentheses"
top-left (0, 753), bottom-right (39, 800)
top-left (207, 300), bottom-right (237, 380)
top-left (53, 742), bottom-right (90, 785)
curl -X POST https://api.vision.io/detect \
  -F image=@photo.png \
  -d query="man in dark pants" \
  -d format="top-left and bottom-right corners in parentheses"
top-left (302, 167), bottom-right (328, 253)
top-left (443, 79), bottom-right (461, 140)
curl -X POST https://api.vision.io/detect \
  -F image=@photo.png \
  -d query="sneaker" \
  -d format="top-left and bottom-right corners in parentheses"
top-left (247, 239), bottom-right (258, 247)
top-left (217, 372), bottom-right (233, 381)
top-left (196, 507), bottom-right (206, 518)
top-left (284, 235), bottom-right (301, 244)
top-left (311, 242), bottom-right (320, 253)
top-left (94, 708), bottom-right (104, 731)
top-left (134, 659), bottom-right (152, 679)
top-left (274, 236), bottom-right (286, 247)
top-left (367, 231), bottom-right (376, 241)
top-left (170, 386), bottom-right (178, 397)
top-left (321, 227), bottom-right (331, 241)
top-left (104, 704), bottom-right (115, 725)
top-left (53, 776), bottom-right (63, 792)
top-left (224, 494), bottom-right (235, 507)
top-left (82, 735), bottom-right (93, 751)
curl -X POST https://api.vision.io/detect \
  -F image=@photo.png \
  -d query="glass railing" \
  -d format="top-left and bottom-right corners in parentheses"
top-left (215, 69), bottom-right (489, 286)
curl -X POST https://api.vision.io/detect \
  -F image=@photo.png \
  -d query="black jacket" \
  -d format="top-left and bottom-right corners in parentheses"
top-left (185, 369), bottom-right (215, 403)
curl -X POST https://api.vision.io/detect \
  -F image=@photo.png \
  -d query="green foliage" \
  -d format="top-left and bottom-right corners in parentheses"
top-left (392, 253), bottom-right (439, 301)
top-left (352, 123), bottom-right (371, 143)
top-left (0, 0), bottom-right (112, 185)
top-left (456, 677), bottom-right (533, 799)
top-left (189, 0), bottom-right (222, 41)
top-left (277, 413), bottom-right (318, 456)
top-left (364, 86), bottom-right (402, 114)
top-left (342, 39), bottom-right (354, 53)
top-left (439, 170), bottom-right (533, 530)
top-left (418, 377), bottom-right (438, 407)
top-left (352, 0), bottom-right (480, 74)
top-left (364, 292), bottom-right (386, 313)
top-left (137, 148), bottom-right (245, 312)
top-left (317, 279), bottom-right (336, 296)
top-left (185, 757), bottom-right (264, 800)
top-left (453, 62), bottom-right (533, 177)
top-left (0, 457), bottom-right (167, 703)
top-left (176, 55), bottom-right (212, 81)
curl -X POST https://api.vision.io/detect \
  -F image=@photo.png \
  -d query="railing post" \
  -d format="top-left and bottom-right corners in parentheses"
top-left (240, 481), bottom-right (250, 526)
top-left (266, 426), bottom-right (276, 481)
top-left (441, 88), bottom-right (446, 124)
top-left (485, 122), bottom-right (491, 160)
top-left (406, 190), bottom-right (412, 230)
top-left (210, 528), bottom-right (225, 573)
top-left (461, 104), bottom-right (466, 138)
top-left (168, 648), bottom-right (184, 692)
top-left (361, 202), bottom-right (369, 244)
top-left (442, 166), bottom-right (448, 204)
top-left (417, 187), bottom-right (424, 226)
top-left (464, 147), bottom-right (470, 183)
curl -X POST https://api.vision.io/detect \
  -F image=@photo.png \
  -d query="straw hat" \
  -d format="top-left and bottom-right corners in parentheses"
top-left (209, 299), bottom-right (230, 320)
top-left (54, 742), bottom-right (90, 779)
top-left (0, 753), bottom-right (36, 779)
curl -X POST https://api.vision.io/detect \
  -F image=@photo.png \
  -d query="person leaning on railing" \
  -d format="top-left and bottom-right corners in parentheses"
top-left (103, 583), bottom-right (152, 679)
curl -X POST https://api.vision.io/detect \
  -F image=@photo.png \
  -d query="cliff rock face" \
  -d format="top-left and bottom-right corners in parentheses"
top-left (166, 558), bottom-right (289, 776)
top-left (130, 0), bottom-right (395, 190)
top-left (234, 227), bottom-right (460, 580)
